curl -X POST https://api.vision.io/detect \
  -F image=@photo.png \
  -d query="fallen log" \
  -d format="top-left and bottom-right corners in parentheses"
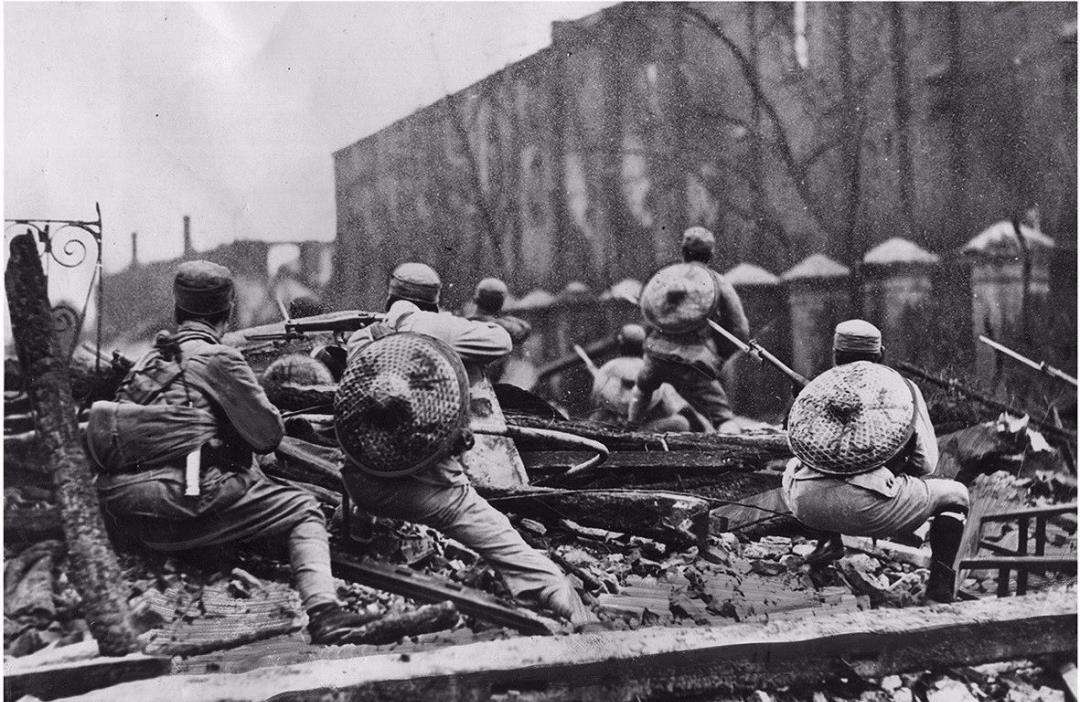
top-left (485, 488), bottom-right (710, 549)
top-left (506, 412), bottom-right (790, 457)
top-left (64, 589), bottom-right (1078, 702)
top-left (6, 232), bottom-right (140, 655)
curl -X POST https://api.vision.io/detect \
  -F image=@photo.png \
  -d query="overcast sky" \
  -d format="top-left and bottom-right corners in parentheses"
top-left (5, 2), bottom-right (614, 276)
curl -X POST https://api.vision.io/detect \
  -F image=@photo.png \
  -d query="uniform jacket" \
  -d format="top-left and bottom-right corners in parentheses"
top-left (644, 268), bottom-right (750, 377)
top-left (346, 300), bottom-right (512, 486)
top-left (92, 320), bottom-right (284, 509)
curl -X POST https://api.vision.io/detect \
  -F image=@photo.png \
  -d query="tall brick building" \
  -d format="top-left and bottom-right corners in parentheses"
top-left (331, 2), bottom-right (1076, 311)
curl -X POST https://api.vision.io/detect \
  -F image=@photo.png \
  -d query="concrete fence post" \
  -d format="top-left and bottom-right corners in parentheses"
top-left (962, 220), bottom-right (1055, 381)
top-left (781, 254), bottom-right (852, 381)
top-left (861, 237), bottom-right (941, 366)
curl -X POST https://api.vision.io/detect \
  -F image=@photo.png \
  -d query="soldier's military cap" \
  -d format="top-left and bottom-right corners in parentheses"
top-left (174, 260), bottom-right (234, 315)
top-left (474, 277), bottom-right (508, 313)
top-left (389, 262), bottom-right (441, 305)
top-left (681, 226), bottom-right (716, 256)
top-left (833, 319), bottom-right (883, 354)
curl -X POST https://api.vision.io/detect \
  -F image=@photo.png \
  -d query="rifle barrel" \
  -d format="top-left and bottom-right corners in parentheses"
top-left (897, 362), bottom-right (1076, 443)
top-left (978, 335), bottom-right (1078, 388)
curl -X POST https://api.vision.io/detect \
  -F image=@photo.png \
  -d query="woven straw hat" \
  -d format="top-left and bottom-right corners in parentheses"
top-left (787, 361), bottom-right (916, 475)
top-left (640, 262), bottom-right (719, 334)
top-left (335, 332), bottom-right (470, 477)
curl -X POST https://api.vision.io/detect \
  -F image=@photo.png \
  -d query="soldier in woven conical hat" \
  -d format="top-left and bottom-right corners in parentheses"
top-left (343, 263), bottom-right (594, 624)
top-left (466, 277), bottom-right (532, 384)
top-left (782, 321), bottom-right (969, 603)
top-left (589, 324), bottom-right (713, 432)
top-left (629, 226), bottom-right (750, 430)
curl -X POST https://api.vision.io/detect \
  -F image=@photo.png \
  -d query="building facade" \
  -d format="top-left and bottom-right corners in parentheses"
top-left (331, 2), bottom-right (1076, 313)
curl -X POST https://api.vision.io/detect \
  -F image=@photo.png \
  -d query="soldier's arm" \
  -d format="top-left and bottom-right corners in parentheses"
top-left (425, 314), bottom-right (512, 363)
top-left (192, 347), bottom-right (284, 454)
top-left (715, 277), bottom-right (750, 342)
top-left (499, 315), bottom-right (532, 345)
top-left (905, 383), bottom-right (939, 476)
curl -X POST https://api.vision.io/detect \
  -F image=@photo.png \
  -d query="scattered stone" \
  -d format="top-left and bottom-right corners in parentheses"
top-left (881, 675), bottom-right (903, 692)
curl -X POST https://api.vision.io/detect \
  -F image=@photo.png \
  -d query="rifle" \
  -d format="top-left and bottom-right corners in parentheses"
top-left (244, 310), bottom-right (386, 343)
top-left (978, 335), bottom-right (1078, 388)
top-left (897, 362), bottom-right (1077, 444)
top-left (617, 292), bottom-right (809, 389)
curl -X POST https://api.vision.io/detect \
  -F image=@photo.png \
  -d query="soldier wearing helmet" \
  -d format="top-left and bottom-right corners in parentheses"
top-left (589, 324), bottom-right (712, 432)
top-left (782, 320), bottom-right (969, 603)
top-left (87, 261), bottom-right (385, 645)
top-left (344, 263), bottom-right (593, 624)
top-left (466, 277), bottom-right (533, 384)
top-left (629, 226), bottom-right (750, 430)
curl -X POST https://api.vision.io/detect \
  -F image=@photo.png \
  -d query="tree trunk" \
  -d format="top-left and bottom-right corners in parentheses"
top-left (5, 233), bottom-right (140, 655)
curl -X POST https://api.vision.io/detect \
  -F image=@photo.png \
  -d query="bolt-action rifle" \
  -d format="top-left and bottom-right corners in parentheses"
top-left (978, 335), bottom-right (1078, 388)
top-left (617, 292), bottom-right (809, 388)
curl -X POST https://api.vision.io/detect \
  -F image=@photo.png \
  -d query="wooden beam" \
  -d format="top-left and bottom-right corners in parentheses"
top-left (485, 487), bottom-right (711, 548)
top-left (4, 651), bottom-right (171, 701)
top-left (957, 556), bottom-right (1077, 571)
top-left (63, 590), bottom-right (1077, 702)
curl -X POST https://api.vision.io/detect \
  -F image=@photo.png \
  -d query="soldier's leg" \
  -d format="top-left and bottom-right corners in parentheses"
top-left (629, 356), bottom-right (664, 425)
top-left (923, 479), bottom-right (970, 603)
top-left (343, 472), bottom-right (593, 623)
top-left (671, 365), bottom-right (734, 427)
top-left (430, 485), bottom-right (593, 623)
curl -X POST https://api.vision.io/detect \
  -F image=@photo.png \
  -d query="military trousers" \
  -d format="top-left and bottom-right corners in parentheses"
top-left (635, 355), bottom-right (733, 426)
top-left (342, 471), bottom-right (587, 620)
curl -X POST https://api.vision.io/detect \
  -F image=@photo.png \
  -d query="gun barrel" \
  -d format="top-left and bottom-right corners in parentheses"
top-left (979, 335), bottom-right (1078, 387)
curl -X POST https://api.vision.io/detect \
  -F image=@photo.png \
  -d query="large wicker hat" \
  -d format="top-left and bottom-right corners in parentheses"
top-left (335, 332), bottom-right (470, 478)
top-left (788, 361), bottom-right (916, 475)
top-left (640, 262), bottom-right (719, 334)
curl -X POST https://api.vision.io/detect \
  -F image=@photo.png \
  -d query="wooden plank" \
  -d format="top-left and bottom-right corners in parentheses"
top-left (981, 503), bottom-right (1078, 522)
top-left (65, 590), bottom-right (1077, 702)
top-left (486, 487), bottom-right (711, 548)
top-left (4, 653), bottom-right (172, 701)
top-left (957, 556), bottom-right (1077, 571)
top-left (841, 536), bottom-right (932, 569)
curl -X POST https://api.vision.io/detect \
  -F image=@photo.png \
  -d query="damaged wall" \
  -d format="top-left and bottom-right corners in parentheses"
top-left (331, 2), bottom-right (1076, 314)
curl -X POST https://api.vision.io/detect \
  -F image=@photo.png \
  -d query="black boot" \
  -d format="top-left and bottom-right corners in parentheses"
top-left (805, 533), bottom-right (845, 566)
top-left (307, 603), bottom-right (383, 645)
top-left (925, 511), bottom-right (966, 603)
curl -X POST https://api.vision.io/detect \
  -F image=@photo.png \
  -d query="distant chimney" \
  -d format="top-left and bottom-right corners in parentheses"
top-left (182, 215), bottom-right (193, 256)
top-left (130, 231), bottom-right (139, 268)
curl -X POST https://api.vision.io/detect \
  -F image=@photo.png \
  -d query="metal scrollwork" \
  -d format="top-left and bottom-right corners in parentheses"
top-left (5, 203), bottom-right (106, 369)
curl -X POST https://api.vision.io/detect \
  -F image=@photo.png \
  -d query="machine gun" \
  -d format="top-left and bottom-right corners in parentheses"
top-left (244, 310), bottom-right (386, 344)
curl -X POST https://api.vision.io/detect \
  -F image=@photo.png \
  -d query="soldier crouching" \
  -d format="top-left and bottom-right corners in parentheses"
top-left (87, 261), bottom-right (386, 644)
top-left (341, 263), bottom-right (594, 624)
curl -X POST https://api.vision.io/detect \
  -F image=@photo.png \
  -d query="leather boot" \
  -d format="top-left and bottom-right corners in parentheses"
top-left (307, 603), bottom-right (384, 645)
top-left (925, 511), bottom-right (966, 603)
top-left (804, 533), bottom-right (845, 566)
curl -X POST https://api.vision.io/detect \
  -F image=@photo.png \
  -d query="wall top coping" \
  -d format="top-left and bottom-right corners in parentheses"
top-left (601, 278), bottom-right (643, 301)
top-left (724, 262), bottom-right (780, 286)
top-left (507, 289), bottom-right (556, 310)
top-left (863, 237), bottom-right (940, 265)
top-left (781, 254), bottom-right (850, 282)
top-left (963, 220), bottom-right (1055, 256)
